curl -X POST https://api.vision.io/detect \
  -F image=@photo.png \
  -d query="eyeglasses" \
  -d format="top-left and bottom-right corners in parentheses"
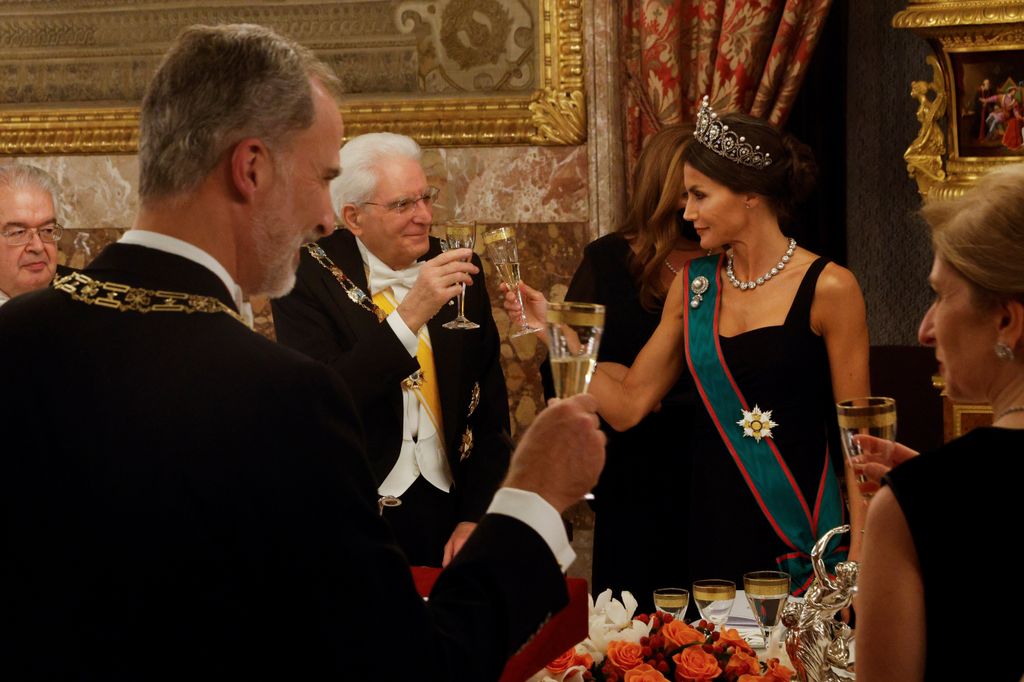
top-left (1, 223), bottom-right (64, 246)
top-left (363, 186), bottom-right (440, 214)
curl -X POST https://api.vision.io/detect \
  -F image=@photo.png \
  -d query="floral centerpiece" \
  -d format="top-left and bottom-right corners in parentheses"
top-left (529, 590), bottom-right (794, 682)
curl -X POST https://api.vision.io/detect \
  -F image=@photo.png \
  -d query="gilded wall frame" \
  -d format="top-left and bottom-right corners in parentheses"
top-left (0, 0), bottom-right (585, 155)
top-left (893, 0), bottom-right (1024, 198)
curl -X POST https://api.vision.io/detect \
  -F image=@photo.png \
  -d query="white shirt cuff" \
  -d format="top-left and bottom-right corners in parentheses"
top-left (386, 310), bottom-right (419, 357)
top-left (487, 488), bottom-right (575, 572)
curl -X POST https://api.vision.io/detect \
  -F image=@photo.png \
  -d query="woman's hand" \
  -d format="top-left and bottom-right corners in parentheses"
top-left (851, 435), bottom-right (919, 493)
top-left (500, 281), bottom-right (548, 342)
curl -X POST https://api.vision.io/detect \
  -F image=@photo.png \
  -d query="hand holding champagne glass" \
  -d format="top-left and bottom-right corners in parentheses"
top-left (482, 226), bottom-right (542, 338)
top-left (693, 579), bottom-right (735, 630)
top-left (743, 571), bottom-right (789, 650)
top-left (836, 396), bottom-right (897, 500)
top-left (439, 220), bottom-right (479, 330)
top-left (546, 302), bottom-right (605, 398)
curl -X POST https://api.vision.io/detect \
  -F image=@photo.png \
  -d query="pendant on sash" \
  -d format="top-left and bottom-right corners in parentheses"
top-left (403, 369), bottom-right (424, 389)
top-left (737, 405), bottom-right (778, 443)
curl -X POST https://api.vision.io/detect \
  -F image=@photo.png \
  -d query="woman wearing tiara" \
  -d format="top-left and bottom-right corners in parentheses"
top-left (510, 98), bottom-right (869, 592)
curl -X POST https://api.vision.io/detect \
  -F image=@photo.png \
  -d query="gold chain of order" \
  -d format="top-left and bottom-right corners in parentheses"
top-left (303, 242), bottom-right (387, 323)
top-left (52, 271), bottom-right (247, 326)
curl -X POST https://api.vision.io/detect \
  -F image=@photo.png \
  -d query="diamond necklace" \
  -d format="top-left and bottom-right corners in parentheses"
top-left (726, 238), bottom-right (797, 291)
top-left (995, 405), bottom-right (1024, 422)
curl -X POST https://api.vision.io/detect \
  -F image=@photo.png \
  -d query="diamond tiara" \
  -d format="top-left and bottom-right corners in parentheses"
top-left (693, 96), bottom-right (773, 170)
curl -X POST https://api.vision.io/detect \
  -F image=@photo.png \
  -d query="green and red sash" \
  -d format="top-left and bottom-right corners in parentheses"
top-left (683, 254), bottom-right (845, 593)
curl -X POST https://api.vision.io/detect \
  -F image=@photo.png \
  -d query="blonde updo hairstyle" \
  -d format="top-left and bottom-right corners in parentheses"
top-left (920, 163), bottom-right (1024, 308)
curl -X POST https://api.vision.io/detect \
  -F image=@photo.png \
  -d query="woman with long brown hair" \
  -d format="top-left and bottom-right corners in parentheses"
top-left (539, 124), bottom-right (707, 610)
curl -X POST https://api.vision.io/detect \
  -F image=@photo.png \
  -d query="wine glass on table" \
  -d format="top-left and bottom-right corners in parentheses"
top-left (439, 220), bottom-right (479, 330)
top-left (545, 302), bottom-right (605, 398)
top-left (836, 396), bottom-right (897, 501)
top-left (743, 571), bottom-right (790, 651)
top-left (482, 226), bottom-right (542, 338)
top-left (692, 579), bottom-right (735, 631)
top-left (653, 587), bottom-right (689, 621)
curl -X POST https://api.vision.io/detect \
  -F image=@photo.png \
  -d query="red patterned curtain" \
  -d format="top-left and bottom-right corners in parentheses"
top-left (622, 0), bottom-right (833, 179)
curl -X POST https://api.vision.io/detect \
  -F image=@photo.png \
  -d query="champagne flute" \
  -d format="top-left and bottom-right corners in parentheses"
top-left (836, 396), bottom-right (897, 500)
top-left (653, 587), bottom-right (689, 621)
top-left (482, 226), bottom-right (542, 338)
top-left (692, 579), bottom-right (735, 630)
top-left (440, 220), bottom-right (479, 330)
top-left (545, 302), bottom-right (605, 398)
top-left (743, 571), bottom-right (789, 650)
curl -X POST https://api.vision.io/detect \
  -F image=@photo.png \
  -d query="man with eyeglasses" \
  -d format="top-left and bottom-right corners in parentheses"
top-left (0, 163), bottom-right (64, 306)
top-left (273, 132), bottom-right (512, 568)
top-left (0, 25), bottom-right (605, 680)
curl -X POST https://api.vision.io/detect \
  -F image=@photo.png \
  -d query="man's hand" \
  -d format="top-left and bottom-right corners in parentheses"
top-left (397, 248), bottom-right (478, 332)
top-left (502, 394), bottom-right (606, 513)
top-left (441, 521), bottom-right (476, 568)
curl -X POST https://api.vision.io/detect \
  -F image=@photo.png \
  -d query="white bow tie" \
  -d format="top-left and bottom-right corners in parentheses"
top-left (368, 262), bottom-right (421, 300)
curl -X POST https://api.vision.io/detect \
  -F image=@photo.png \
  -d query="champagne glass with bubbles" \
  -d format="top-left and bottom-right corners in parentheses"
top-left (545, 302), bottom-right (604, 398)
top-left (482, 226), bottom-right (542, 338)
top-left (836, 396), bottom-right (897, 500)
top-left (743, 571), bottom-right (789, 649)
top-left (439, 220), bottom-right (479, 330)
top-left (693, 579), bottom-right (735, 630)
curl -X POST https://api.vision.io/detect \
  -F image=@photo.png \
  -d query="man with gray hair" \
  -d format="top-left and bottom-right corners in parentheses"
top-left (273, 132), bottom-right (511, 568)
top-left (0, 163), bottom-right (63, 306)
top-left (0, 23), bottom-right (604, 680)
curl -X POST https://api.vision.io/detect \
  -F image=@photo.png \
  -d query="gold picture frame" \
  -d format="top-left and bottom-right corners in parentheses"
top-left (894, 0), bottom-right (1024, 198)
top-left (0, 0), bottom-right (585, 155)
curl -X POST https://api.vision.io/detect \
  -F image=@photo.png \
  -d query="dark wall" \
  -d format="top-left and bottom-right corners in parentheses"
top-left (846, 0), bottom-right (934, 345)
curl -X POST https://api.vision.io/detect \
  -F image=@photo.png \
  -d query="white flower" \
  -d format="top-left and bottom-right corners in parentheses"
top-left (528, 589), bottom-right (653, 681)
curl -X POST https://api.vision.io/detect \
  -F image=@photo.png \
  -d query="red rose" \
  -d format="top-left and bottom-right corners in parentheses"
top-left (607, 640), bottom-right (646, 673)
top-left (672, 646), bottom-right (722, 681)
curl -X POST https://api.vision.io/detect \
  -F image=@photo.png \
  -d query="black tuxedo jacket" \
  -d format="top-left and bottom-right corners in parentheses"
top-left (271, 229), bottom-right (511, 524)
top-left (0, 243), bottom-right (564, 680)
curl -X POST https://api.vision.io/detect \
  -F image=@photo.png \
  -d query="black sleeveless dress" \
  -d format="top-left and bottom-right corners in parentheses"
top-left (684, 257), bottom-right (846, 585)
top-left (541, 233), bottom-right (701, 611)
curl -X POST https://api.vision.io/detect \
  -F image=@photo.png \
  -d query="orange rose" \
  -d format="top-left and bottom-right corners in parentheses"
top-left (718, 627), bottom-right (756, 656)
top-left (607, 640), bottom-right (646, 672)
top-left (764, 658), bottom-right (795, 681)
top-left (672, 645), bottom-right (722, 681)
top-left (545, 648), bottom-right (577, 675)
top-left (724, 650), bottom-right (760, 678)
top-left (623, 663), bottom-right (671, 681)
top-left (737, 660), bottom-right (795, 682)
top-left (661, 620), bottom-right (704, 650)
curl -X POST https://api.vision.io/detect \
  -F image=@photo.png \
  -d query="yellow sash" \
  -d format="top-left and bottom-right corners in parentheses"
top-left (372, 289), bottom-right (444, 437)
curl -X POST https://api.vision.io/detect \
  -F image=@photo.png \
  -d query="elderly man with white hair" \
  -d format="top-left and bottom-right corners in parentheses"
top-left (0, 164), bottom-right (64, 306)
top-left (273, 132), bottom-right (512, 568)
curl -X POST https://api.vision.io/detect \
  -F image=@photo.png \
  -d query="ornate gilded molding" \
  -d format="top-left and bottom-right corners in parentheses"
top-left (893, 1), bottom-right (1024, 29)
top-left (904, 55), bottom-right (947, 195)
top-left (0, 0), bottom-right (586, 153)
top-left (895, 0), bottom-right (1024, 198)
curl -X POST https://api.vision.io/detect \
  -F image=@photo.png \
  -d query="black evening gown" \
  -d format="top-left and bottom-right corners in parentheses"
top-left (682, 257), bottom-right (847, 588)
top-left (885, 427), bottom-right (1024, 682)
top-left (542, 233), bottom-right (701, 613)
